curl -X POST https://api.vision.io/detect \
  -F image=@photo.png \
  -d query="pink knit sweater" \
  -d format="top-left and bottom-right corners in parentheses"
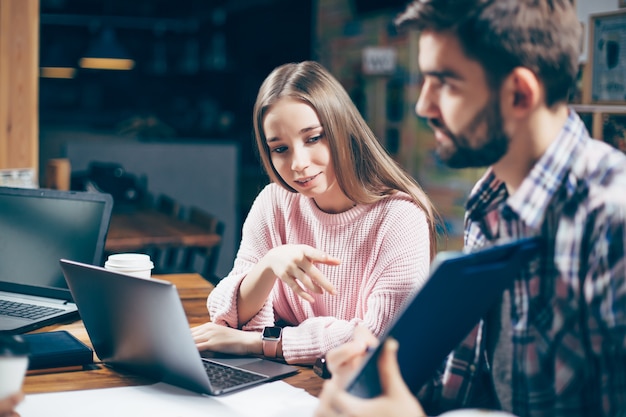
top-left (207, 183), bottom-right (431, 364)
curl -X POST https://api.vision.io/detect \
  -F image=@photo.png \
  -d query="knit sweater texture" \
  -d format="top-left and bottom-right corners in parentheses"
top-left (207, 183), bottom-right (431, 364)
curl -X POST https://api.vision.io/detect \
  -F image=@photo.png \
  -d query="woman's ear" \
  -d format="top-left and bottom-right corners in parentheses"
top-left (501, 67), bottom-right (542, 116)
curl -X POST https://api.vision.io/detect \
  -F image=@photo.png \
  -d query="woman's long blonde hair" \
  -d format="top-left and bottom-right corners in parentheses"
top-left (253, 61), bottom-right (440, 257)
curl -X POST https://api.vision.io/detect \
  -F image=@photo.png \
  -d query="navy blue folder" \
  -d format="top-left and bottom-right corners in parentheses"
top-left (346, 237), bottom-right (542, 398)
top-left (22, 330), bottom-right (93, 370)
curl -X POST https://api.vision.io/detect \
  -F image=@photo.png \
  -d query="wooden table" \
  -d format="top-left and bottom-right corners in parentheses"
top-left (105, 209), bottom-right (222, 253)
top-left (22, 273), bottom-right (323, 398)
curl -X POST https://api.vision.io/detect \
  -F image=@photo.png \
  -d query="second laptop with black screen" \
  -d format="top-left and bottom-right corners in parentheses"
top-left (0, 187), bottom-right (113, 334)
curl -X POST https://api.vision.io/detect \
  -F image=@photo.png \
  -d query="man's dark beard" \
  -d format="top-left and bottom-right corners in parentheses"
top-left (429, 96), bottom-right (509, 169)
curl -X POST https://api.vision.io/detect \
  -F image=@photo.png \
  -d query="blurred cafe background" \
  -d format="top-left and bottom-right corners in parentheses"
top-left (1, 0), bottom-right (625, 279)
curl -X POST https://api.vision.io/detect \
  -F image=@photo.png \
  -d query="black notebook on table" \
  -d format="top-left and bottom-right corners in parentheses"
top-left (22, 330), bottom-right (93, 370)
top-left (346, 237), bottom-right (542, 398)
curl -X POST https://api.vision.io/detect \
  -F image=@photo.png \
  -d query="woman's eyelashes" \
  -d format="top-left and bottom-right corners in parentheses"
top-left (269, 133), bottom-right (325, 154)
top-left (307, 134), bottom-right (323, 144)
top-left (271, 145), bottom-right (288, 154)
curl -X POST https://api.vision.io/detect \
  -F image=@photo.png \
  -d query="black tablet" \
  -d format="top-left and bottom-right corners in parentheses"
top-left (346, 237), bottom-right (542, 398)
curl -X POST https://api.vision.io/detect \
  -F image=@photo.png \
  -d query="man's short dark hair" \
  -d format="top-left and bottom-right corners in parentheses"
top-left (396, 0), bottom-right (582, 106)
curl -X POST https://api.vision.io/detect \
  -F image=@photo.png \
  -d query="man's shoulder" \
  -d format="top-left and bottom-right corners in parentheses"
top-left (580, 137), bottom-right (626, 167)
top-left (569, 140), bottom-right (626, 218)
top-left (574, 139), bottom-right (626, 187)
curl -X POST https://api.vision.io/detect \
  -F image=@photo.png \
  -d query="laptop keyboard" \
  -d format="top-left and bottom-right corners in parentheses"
top-left (0, 299), bottom-right (64, 320)
top-left (203, 360), bottom-right (266, 391)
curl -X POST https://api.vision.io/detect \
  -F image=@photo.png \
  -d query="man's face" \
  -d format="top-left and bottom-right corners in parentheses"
top-left (416, 30), bottom-right (510, 169)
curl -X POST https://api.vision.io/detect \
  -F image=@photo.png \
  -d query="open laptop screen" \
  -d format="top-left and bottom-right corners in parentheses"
top-left (0, 187), bottom-right (113, 301)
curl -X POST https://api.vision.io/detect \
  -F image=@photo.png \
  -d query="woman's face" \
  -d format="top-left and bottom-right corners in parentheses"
top-left (263, 97), bottom-right (352, 213)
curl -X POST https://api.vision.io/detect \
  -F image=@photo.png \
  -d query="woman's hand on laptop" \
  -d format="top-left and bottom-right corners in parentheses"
top-left (191, 322), bottom-right (263, 356)
top-left (0, 391), bottom-right (24, 417)
top-left (314, 337), bottom-right (426, 417)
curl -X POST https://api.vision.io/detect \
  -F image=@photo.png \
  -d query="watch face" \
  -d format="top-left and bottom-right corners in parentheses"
top-left (263, 326), bottom-right (282, 339)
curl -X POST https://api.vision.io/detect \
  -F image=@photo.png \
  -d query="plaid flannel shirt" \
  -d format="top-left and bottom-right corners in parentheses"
top-left (418, 111), bottom-right (626, 416)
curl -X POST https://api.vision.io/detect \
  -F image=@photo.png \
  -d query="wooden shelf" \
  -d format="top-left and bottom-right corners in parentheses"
top-left (570, 104), bottom-right (626, 114)
top-left (0, 0), bottom-right (39, 173)
top-left (570, 104), bottom-right (626, 144)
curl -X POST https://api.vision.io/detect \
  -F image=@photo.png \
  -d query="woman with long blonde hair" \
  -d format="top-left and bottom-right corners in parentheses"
top-left (192, 61), bottom-right (438, 365)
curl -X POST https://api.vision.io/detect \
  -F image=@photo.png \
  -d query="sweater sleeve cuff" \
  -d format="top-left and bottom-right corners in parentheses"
top-left (207, 275), bottom-right (244, 327)
top-left (208, 275), bottom-right (277, 330)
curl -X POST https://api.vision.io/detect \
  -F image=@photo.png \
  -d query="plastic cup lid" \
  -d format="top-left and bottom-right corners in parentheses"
top-left (106, 253), bottom-right (152, 268)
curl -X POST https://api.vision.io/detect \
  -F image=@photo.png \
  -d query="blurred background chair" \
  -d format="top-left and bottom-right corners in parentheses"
top-left (103, 187), bottom-right (224, 283)
top-left (178, 206), bottom-right (225, 285)
top-left (150, 193), bottom-right (183, 273)
top-left (155, 193), bottom-right (181, 218)
top-left (144, 199), bottom-right (224, 284)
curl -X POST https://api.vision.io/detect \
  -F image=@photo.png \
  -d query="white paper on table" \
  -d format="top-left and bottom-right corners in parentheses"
top-left (17, 381), bottom-right (319, 417)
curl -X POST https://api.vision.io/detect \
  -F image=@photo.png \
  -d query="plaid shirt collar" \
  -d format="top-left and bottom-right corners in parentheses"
top-left (465, 110), bottom-right (586, 241)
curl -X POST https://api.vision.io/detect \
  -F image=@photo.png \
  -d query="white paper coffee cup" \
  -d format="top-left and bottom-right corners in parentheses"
top-left (0, 356), bottom-right (28, 398)
top-left (104, 253), bottom-right (154, 278)
top-left (0, 335), bottom-right (29, 398)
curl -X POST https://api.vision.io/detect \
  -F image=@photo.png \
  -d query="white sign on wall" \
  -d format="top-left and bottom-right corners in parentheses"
top-left (362, 46), bottom-right (397, 75)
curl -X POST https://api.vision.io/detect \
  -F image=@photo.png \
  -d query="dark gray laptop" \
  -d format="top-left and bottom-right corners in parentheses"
top-left (0, 187), bottom-right (113, 334)
top-left (59, 259), bottom-right (299, 395)
top-left (346, 237), bottom-right (542, 398)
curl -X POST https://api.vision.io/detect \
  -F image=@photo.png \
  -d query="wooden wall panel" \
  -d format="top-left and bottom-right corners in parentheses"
top-left (0, 0), bottom-right (39, 173)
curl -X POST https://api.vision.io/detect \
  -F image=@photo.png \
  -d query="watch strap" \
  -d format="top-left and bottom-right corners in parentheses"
top-left (262, 327), bottom-right (282, 358)
top-left (262, 337), bottom-right (279, 358)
